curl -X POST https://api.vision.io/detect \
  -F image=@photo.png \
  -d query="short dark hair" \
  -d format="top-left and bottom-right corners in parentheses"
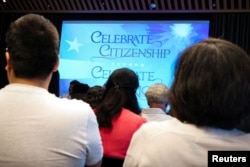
top-left (70, 80), bottom-right (80, 85)
top-left (169, 38), bottom-right (250, 131)
top-left (84, 85), bottom-right (104, 109)
top-left (72, 83), bottom-right (90, 94)
top-left (5, 14), bottom-right (59, 79)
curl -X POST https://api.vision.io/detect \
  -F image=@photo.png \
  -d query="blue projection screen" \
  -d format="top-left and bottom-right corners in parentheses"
top-left (59, 20), bottom-right (209, 108)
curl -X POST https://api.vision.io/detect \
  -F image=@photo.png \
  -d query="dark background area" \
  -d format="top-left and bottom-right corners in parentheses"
top-left (1, 0), bottom-right (249, 96)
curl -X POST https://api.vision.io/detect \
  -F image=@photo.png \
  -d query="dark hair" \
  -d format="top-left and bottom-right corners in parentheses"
top-left (69, 80), bottom-right (81, 95)
top-left (168, 38), bottom-right (250, 132)
top-left (71, 83), bottom-right (90, 100)
top-left (5, 14), bottom-right (59, 79)
top-left (70, 80), bottom-right (80, 85)
top-left (95, 68), bottom-right (141, 128)
top-left (72, 83), bottom-right (90, 94)
top-left (84, 85), bottom-right (104, 109)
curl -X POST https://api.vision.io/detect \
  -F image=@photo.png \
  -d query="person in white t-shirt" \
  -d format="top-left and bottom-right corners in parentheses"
top-left (141, 83), bottom-right (172, 122)
top-left (0, 14), bottom-right (103, 167)
top-left (124, 38), bottom-right (250, 167)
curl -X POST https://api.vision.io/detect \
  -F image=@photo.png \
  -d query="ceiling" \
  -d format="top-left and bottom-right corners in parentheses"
top-left (0, 0), bottom-right (250, 13)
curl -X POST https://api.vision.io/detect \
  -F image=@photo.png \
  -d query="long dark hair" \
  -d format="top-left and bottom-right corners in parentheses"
top-left (168, 38), bottom-right (250, 132)
top-left (95, 68), bottom-right (141, 128)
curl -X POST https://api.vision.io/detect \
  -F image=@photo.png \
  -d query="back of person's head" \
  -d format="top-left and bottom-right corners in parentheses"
top-left (5, 14), bottom-right (59, 80)
top-left (69, 80), bottom-right (80, 96)
top-left (70, 80), bottom-right (80, 85)
top-left (71, 83), bottom-right (90, 100)
top-left (71, 83), bottom-right (90, 94)
top-left (84, 85), bottom-right (104, 109)
top-left (96, 68), bottom-right (141, 128)
top-left (168, 38), bottom-right (250, 132)
top-left (145, 83), bottom-right (169, 106)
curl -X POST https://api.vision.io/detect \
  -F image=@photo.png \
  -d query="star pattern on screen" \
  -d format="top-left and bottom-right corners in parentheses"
top-left (66, 37), bottom-right (83, 53)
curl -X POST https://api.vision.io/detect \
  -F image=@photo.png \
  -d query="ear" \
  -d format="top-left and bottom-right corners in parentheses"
top-left (52, 56), bottom-right (59, 72)
top-left (5, 51), bottom-right (12, 71)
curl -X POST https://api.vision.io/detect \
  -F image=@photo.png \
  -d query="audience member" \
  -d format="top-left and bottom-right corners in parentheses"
top-left (71, 82), bottom-right (90, 100)
top-left (95, 68), bottom-right (147, 165)
top-left (141, 83), bottom-right (172, 122)
top-left (0, 14), bottom-right (103, 167)
top-left (123, 38), bottom-right (250, 167)
top-left (84, 85), bottom-right (104, 109)
top-left (61, 79), bottom-right (80, 99)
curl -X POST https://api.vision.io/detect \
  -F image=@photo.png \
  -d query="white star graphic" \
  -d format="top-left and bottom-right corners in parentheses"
top-left (66, 37), bottom-right (83, 52)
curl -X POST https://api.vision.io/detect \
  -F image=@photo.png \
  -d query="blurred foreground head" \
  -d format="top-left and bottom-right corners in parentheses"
top-left (169, 38), bottom-right (250, 132)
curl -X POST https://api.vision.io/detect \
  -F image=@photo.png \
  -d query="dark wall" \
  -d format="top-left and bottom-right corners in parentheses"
top-left (1, 12), bottom-right (250, 95)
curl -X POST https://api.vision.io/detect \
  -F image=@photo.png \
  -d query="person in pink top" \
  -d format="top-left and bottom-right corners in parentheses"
top-left (95, 68), bottom-right (147, 165)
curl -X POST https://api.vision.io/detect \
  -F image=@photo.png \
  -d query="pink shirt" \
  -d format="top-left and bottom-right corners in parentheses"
top-left (99, 108), bottom-right (147, 159)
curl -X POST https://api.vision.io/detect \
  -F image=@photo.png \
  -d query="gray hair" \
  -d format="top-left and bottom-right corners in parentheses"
top-left (145, 83), bottom-right (169, 104)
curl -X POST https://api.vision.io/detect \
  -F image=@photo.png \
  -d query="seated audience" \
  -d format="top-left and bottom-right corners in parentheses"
top-left (0, 14), bottom-right (103, 167)
top-left (61, 79), bottom-right (80, 99)
top-left (95, 68), bottom-right (147, 166)
top-left (84, 85), bottom-right (104, 109)
top-left (123, 38), bottom-right (250, 167)
top-left (71, 82), bottom-right (90, 100)
top-left (141, 83), bottom-right (172, 122)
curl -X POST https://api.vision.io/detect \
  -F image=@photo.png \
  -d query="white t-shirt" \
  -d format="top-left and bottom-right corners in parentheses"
top-left (124, 118), bottom-right (250, 167)
top-left (141, 108), bottom-right (173, 122)
top-left (0, 84), bottom-right (103, 167)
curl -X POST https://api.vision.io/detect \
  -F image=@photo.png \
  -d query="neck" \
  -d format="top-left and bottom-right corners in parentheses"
top-left (8, 74), bottom-right (52, 90)
top-left (149, 103), bottom-right (166, 112)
